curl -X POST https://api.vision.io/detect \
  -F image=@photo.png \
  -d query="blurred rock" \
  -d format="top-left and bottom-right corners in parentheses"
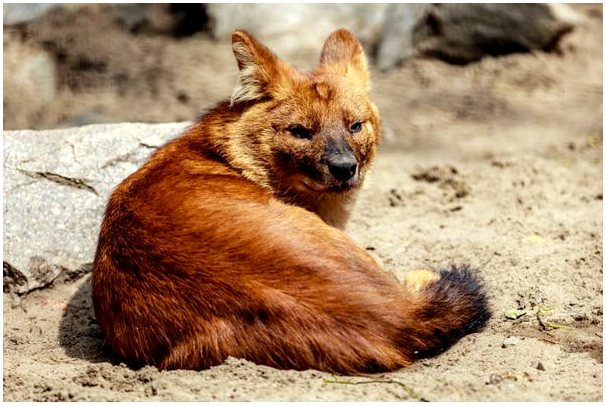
top-left (114, 4), bottom-right (209, 37)
top-left (3, 35), bottom-right (57, 130)
top-left (3, 122), bottom-right (189, 296)
top-left (3, 4), bottom-right (582, 79)
top-left (113, 3), bottom-right (157, 33)
top-left (376, 4), bottom-right (429, 71)
top-left (168, 4), bottom-right (210, 37)
top-left (413, 4), bottom-right (578, 64)
top-left (205, 3), bottom-right (390, 70)
top-left (3, 4), bottom-right (60, 25)
top-left (205, 3), bottom-right (581, 70)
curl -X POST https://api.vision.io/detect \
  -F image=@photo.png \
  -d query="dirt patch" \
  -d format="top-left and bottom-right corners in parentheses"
top-left (3, 4), bottom-right (603, 402)
top-left (411, 165), bottom-right (470, 199)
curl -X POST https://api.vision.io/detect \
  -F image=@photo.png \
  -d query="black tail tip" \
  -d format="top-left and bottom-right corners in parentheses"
top-left (435, 263), bottom-right (492, 334)
top-left (413, 263), bottom-right (492, 360)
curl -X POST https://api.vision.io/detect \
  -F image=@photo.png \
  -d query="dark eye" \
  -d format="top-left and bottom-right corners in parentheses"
top-left (288, 125), bottom-right (312, 140)
top-left (350, 121), bottom-right (362, 134)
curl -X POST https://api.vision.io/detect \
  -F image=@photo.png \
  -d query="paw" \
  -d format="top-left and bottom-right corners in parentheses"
top-left (403, 269), bottom-right (440, 292)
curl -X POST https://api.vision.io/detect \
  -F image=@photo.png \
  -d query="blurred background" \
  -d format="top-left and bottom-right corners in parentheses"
top-left (3, 3), bottom-right (602, 154)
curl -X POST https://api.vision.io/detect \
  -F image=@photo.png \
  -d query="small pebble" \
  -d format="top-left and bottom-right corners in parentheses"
top-left (502, 336), bottom-right (519, 348)
top-left (536, 361), bottom-right (546, 371)
top-left (487, 373), bottom-right (503, 385)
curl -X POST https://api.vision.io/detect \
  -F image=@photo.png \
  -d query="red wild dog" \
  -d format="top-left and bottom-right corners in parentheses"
top-left (92, 29), bottom-right (490, 374)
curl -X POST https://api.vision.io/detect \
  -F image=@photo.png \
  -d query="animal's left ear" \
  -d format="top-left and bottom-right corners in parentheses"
top-left (320, 29), bottom-right (370, 91)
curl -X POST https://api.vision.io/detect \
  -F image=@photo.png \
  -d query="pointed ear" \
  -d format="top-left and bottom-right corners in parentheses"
top-left (230, 30), bottom-right (282, 106)
top-left (320, 29), bottom-right (370, 91)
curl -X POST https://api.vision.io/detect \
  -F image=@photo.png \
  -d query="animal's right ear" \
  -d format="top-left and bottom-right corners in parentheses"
top-left (320, 29), bottom-right (370, 92)
top-left (230, 30), bottom-right (281, 107)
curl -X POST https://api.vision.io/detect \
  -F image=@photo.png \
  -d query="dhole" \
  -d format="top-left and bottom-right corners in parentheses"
top-left (92, 29), bottom-right (490, 374)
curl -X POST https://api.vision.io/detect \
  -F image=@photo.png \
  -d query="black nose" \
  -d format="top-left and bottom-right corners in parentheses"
top-left (328, 156), bottom-right (358, 181)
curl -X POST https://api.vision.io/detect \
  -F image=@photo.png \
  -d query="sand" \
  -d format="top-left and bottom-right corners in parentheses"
top-left (3, 4), bottom-right (603, 401)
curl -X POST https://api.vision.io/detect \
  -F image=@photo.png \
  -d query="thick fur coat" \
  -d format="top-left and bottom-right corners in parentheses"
top-left (92, 29), bottom-right (490, 374)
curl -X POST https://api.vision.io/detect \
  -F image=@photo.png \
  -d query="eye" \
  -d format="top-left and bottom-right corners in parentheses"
top-left (350, 121), bottom-right (363, 134)
top-left (288, 125), bottom-right (312, 140)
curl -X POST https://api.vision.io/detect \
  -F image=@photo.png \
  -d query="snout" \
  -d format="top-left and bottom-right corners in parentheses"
top-left (328, 154), bottom-right (358, 181)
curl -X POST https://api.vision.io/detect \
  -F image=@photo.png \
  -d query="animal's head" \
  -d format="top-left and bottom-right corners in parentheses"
top-left (228, 29), bottom-right (381, 196)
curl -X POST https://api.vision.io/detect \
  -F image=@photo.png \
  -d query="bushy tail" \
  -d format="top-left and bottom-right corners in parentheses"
top-left (400, 264), bottom-right (491, 360)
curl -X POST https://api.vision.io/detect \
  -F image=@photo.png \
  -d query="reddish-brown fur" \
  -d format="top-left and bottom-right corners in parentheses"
top-left (92, 29), bottom-right (490, 374)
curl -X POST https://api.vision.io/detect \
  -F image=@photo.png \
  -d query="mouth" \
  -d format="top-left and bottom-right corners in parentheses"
top-left (325, 180), bottom-right (358, 193)
top-left (302, 177), bottom-right (360, 194)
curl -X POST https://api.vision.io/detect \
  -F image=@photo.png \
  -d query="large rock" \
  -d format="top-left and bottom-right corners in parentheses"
top-left (205, 3), bottom-right (581, 70)
top-left (3, 123), bottom-right (189, 297)
top-left (412, 4), bottom-right (580, 65)
top-left (375, 4), bottom-right (430, 71)
top-left (206, 3), bottom-right (391, 69)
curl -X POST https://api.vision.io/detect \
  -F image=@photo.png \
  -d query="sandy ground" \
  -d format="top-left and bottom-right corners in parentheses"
top-left (3, 4), bottom-right (603, 401)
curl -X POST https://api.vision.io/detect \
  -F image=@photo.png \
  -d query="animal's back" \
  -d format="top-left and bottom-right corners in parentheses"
top-left (94, 131), bottom-right (408, 372)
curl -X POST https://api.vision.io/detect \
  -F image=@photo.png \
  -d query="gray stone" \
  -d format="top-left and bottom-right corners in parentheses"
top-left (413, 4), bottom-right (579, 64)
top-left (3, 4), bottom-right (60, 25)
top-left (205, 3), bottom-right (581, 70)
top-left (205, 3), bottom-right (390, 70)
top-left (502, 336), bottom-right (520, 348)
top-left (376, 4), bottom-right (430, 71)
top-left (3, 122), bottom-right (189, 296)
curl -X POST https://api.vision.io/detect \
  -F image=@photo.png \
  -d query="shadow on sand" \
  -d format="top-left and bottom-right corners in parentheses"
top-left (58, 275), bottom-right (120, 365)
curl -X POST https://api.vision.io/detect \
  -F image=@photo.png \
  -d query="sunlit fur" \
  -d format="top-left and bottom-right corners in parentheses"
top-left (91, 29), bottom-right (490, 374)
